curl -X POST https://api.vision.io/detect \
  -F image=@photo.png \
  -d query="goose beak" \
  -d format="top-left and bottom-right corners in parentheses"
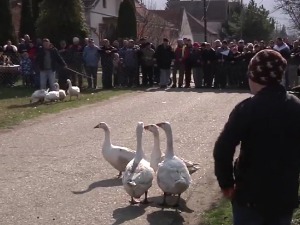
top-left (144, 125), bottom-right (150, 130)
top-left (156, 123), bottom-right (163, 127)
top-left (94, 124), bottom-right (100, 129)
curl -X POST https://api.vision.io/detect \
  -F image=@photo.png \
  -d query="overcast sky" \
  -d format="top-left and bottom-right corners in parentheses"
top-left (151, 0), bottom-right (288, 24)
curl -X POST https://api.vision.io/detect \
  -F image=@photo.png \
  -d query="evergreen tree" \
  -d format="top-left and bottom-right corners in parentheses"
top-left (279, 25), bottom-right (288, 38)
top-left (32, 0), bottom-right (43, 25)
top-left (19, 0), bottom-right (35, 38)
top-left (36, 0), bottom-right (88, 46)
top-left (117, 0), bottom-right (137, 39)
top-left (223, 0), bottom-right (275, 42)
top-left (0, 0), bottom-right (16, 45)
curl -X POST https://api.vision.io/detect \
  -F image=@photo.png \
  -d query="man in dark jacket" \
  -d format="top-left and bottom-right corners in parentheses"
top-left (36, 38), bottom-right (66, 90)
top-left (214, 49), bottom-right (300, 225)
top-left (154, 38), bottom-right (174, 88)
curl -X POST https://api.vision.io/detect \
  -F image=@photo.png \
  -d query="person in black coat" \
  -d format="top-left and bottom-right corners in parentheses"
top-left (213, 49), bottom-right (300, 225)
top-left (99, 39), bottom-right (117, 89)
top-left (153, 38), bottom-right (174, 88)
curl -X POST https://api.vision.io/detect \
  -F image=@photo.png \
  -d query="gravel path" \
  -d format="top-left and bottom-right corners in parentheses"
top-left (0, 88), bottom-right (250, 225)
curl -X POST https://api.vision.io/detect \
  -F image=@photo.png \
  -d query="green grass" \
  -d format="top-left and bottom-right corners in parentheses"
top-left (201, 199), bottom-right (232, 225)
top-left (0, 86), bottom-right (133, 129)
top-left (201, 198), bottom-right (300, 225)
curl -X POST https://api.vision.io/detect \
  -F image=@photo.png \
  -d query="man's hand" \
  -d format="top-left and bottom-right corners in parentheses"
top-left (222, 187), bottom-right (235, 200)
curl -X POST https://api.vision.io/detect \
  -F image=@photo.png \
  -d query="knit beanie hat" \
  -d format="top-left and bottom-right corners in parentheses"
top-left (248, 49), bottom-right (287, 85)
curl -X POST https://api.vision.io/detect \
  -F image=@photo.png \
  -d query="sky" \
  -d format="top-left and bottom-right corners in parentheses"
top-left (152, 0), bottom-right (288, 25)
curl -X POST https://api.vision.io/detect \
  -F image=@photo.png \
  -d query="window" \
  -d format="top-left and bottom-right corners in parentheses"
top-left (103, 0), bottom-right (107, 8)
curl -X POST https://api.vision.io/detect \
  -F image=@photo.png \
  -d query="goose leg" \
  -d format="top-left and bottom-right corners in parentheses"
top-left (173, 194), bottom-right (181, 207)
top-left (116, 171), bottom-right (122, 178)
top-left (140, 191), bottom-right (151, 204)
top-left (159, 193), bottom-right (168, 207)
top-left (129, 197), bottom-right (140, 205)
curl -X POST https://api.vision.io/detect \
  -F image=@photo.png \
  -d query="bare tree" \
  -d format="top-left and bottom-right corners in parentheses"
top-left (136, 0), bottom-right (178, 46)
top-left (274, 0), bottom-right (300, 30)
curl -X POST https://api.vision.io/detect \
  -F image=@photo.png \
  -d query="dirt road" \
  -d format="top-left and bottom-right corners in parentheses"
top-left (0, 88), bottom-right (250, 225)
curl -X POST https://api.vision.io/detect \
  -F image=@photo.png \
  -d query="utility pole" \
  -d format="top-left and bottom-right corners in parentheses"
top-left (240, 0), bottom-right (244, 39)
top-left (203, 0), bottom-right (207, 42)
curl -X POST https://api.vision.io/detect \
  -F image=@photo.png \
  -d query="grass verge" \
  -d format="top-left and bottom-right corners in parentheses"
top-left (201, 199), bottom-right (232, 225)
top-left (0, 86), bottom-right (133, 129)
top-left (201, 198), bottom-right (300, 225)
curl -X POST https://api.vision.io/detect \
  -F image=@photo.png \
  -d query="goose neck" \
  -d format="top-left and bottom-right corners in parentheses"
top-left (135, 131), bottom-right (145, 161)
top-left (103, 127), bottom-right (112, 148)
top-left (153, 133), bottom-right (161, 156)
top-left (165, 128), bottom-right (174, 158)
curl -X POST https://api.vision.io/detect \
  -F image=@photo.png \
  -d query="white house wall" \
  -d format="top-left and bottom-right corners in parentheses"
top-left (179, 10), bottom-right (194, 42)
top-left (87, 0), bottom-right (122, 45)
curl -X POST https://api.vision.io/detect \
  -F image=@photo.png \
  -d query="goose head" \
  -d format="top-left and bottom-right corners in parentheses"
top-left (94, 122), bottom-right (110, 131)
top-left (156, 122), bottom-right (171, 133)
top-left (144, 124), bottom-right (159, 136)
top-left (54, 82), bottom-right (60, 91)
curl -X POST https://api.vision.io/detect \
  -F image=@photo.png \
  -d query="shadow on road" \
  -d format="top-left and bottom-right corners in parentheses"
top-left (112, 205), bottom-right (147, 225)
top-left (148, 195), bottom-right (194, 213)
top-left (147, 210), bottom-right (185, 225)
top-left (71, 178), bottom-right (122, 194)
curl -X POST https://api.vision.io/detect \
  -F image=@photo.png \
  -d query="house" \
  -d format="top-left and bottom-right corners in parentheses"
top-left (152, 8), bottom-right (218, 43)
top-left (83, 0), bottom-right (122, 45)
top-left (166, 0), bottom-right (241, 42)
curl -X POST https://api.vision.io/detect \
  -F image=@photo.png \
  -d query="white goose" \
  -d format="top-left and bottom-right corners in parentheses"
top-left (122, 122), bottom-right (155, 205)
top-left (30, 89), bottom-right (48, 103)
top-left (67, 79), bottom-right (80, 100)
top-left (156, 122), bottom-right (191, 207)
top-left (94, 122), bottom-right (135, 178)
top-left (144, 124), bottom-right (200, 174)
top-left (53, 82), bottom-right (66, 101)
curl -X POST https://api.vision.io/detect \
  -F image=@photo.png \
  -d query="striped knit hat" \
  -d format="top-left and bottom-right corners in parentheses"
top-left (248, 49), bottom-right (287, 85)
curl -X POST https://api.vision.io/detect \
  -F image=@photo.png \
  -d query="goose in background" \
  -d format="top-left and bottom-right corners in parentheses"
top-left (67, 79), bottom-right (80, 100)
top-left (94, 122), bottom-right (135, 178)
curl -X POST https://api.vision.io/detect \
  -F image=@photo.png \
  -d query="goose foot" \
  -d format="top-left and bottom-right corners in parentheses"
top-left (116, 171), bottom-right (122, 179)
top-left (172, 194), bottom-right (181, 208)
top-left (140, 191), bottom-right (151, 204)
top-left (129, 197), bottom-right (140, 205)
top-left (158, 193), bottom-right (168, 207)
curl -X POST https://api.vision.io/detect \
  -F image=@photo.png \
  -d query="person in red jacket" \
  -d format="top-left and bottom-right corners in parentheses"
top-left (172, 39), bottom-right (185, 88)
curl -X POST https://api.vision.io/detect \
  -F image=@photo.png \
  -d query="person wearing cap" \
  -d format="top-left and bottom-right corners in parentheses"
top-left (214, 49), bottom-right (300, 225)
top-left (35, 38), bottom-right (67, 91)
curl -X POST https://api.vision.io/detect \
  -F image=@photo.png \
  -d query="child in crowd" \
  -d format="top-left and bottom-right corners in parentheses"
top-left (20, 50), bottom-right (34, 87)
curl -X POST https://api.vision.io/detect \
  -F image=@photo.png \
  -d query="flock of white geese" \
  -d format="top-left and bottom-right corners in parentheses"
top-left (94, 121), bottom-right (200, 207)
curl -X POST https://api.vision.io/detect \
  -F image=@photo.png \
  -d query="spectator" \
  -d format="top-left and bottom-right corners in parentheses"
top-left (35, 38), bottom-right (67, 91)
top-left (122, 39), bottom-right (139, 87)
top-left (172, 39), bottom-right (185, 88)
top-left (83, 38), bottom-right (100, 89)
top-left (20, 50), bottom-right (34, 87)
top-left (190, 42), bottom-right (203, 88)
top-left (140, 42), bottom-right (155, 86)
top-left (69, 37), bottom-right (84, 89)
top-left (154, 38), bottom-right (174, 88)
top-left (99, 39), bottom-right (116, 89)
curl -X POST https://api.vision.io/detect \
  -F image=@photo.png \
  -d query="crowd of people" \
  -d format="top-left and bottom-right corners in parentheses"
top-left (0, 34), bottom-right (300, 91)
